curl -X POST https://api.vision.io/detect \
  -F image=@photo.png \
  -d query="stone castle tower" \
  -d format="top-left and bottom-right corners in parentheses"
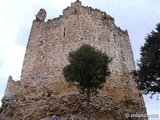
top-left (0, 1), bottom-right (147, 120)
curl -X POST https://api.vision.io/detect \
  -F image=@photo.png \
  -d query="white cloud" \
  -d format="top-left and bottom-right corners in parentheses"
top-left (0, 11), bottom-right (25, 101)
top-left (0, 0), bottom-right (11, 7)
top-left (143, 95), bottom-right (160, 120)
top-left (0, 12), bottom-right (22, 79)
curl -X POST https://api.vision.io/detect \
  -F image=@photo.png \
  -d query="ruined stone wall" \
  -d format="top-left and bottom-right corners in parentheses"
top-left (4, 76), bottom-right (20, 98)
top-left (0, 1), bottom-right (147, 120)
top-left (21, 0), bottom-right (135, 86)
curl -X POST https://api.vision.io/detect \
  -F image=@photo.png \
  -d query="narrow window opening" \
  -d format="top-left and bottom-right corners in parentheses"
top-left (40, 41), bottom-right (43, 45)
top-left (114, 34), bottom-right (116, 43)
top-left (75, 9), bottom-right (77, 14)
top-left (64, 28), bottom-right (66, 37)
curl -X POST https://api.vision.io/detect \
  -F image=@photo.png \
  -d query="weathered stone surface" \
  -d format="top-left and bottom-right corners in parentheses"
top-left (0, 1), bottom-right (147, 120)
top-left (35, 8), bottom-right (47, 22)
top-left (4, 76), bottom-right (20, 98)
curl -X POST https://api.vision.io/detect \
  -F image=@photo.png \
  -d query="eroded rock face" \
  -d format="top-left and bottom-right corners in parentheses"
top-left (0, 1), bottom-right (147, 120)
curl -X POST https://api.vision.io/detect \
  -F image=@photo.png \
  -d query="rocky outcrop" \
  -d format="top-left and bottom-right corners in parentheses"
top-left (0, 1), bottom-right (147, 120)
top-left (0, 75), bottom-right (147, 120)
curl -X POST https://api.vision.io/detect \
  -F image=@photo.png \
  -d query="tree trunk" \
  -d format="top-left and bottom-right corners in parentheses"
top-left (87, 87), bottom-right (90, 120)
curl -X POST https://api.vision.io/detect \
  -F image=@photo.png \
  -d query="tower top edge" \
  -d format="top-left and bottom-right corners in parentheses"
top-left (33, 1), bottom-right (129, 36)
top-left (34, 0), bottom-right (114, 23)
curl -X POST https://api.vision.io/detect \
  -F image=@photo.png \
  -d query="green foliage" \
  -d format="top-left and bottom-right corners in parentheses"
top-left (63, 44), bottom-right (111, 94)
top-left (63, 44), bottom-right (111, 119)
top-left (137, 23), bottom-right (160, 95)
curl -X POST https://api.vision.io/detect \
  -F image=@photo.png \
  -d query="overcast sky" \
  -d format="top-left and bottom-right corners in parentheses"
top-left (0, 0), bottom-right (160, 119)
